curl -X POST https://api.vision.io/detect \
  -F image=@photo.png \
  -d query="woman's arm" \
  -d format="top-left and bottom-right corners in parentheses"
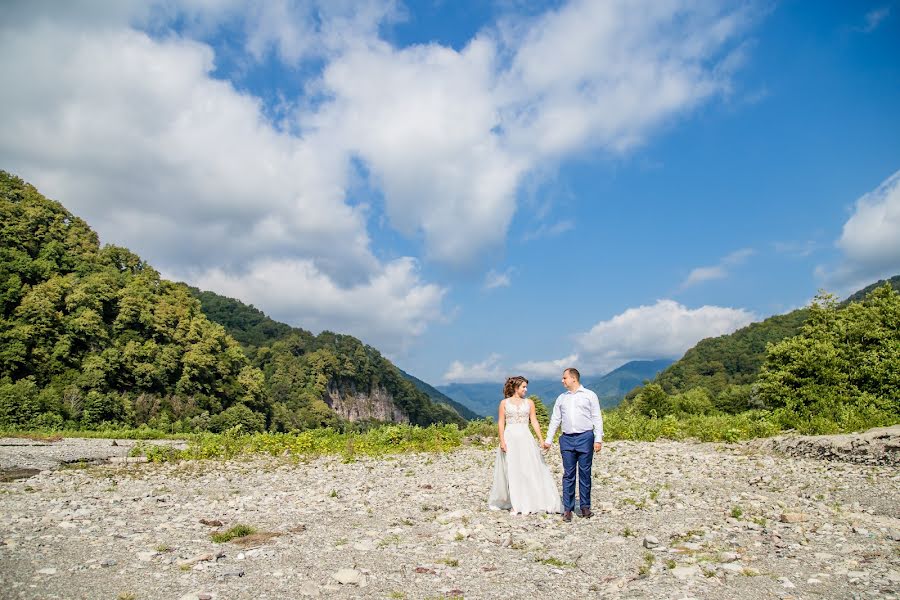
top-left (498, 401), bottom-right (507, 452)
top-left (528, 399), bottom-right (544, 443)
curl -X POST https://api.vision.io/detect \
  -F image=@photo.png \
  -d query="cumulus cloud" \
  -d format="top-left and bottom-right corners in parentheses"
top-left (190, 257), bottom-right (445, 355)
top-left (514, 354), bottom-right (580, 379)
top-left (821, 170), bottom-right (900, 290)
top-left (680, 248), bottom-right (755, 289)
top-left (573, 299), bottom-right (755, 372)
top-left (442, 353), bottom-right (505, 383)
top-left (0, 0), bottom-right (759, 353)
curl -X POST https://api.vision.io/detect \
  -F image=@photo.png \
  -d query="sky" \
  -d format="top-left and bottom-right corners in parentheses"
top-left (1, 0), bottom-right (899, 385)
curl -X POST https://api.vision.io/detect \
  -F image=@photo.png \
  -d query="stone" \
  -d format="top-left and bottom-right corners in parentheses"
top-left (643, 535), bottom-right (659, 549)
top-left (778, 577), bottom-right (796, 588)
top-left (218, 569), bottom-right (244, 579)
top-left (332, 568), bottom-right (364, 585)
top-left (37, 568), bottom-right (57, 575)
top-left (779, 513), bottom-right (807, 523)
top-left (670, 566), bottom-right (700, 580)
top-left (720, 552), bottom-right (740, 562)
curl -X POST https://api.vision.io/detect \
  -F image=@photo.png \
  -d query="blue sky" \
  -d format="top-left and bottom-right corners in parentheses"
top-left (1, 1), bottom-right (898, 384)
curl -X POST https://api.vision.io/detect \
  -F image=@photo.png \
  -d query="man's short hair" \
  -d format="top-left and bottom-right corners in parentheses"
top-left (565, 367), bottom-right (581, 382)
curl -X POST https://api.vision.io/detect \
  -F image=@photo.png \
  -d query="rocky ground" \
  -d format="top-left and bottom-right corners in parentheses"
top-left (1, 429), bottom-right (898, 600)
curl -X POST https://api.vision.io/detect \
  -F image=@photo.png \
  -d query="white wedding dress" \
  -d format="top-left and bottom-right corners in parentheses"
top-left (487, 399), bottom-right (562, 514)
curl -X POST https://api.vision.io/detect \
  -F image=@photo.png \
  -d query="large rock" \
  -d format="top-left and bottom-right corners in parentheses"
top-left (752, 425), bottom-right (900, 466)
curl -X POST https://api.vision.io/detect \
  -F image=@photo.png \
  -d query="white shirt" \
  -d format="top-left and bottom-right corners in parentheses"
top-left (545, 385), bottom-right (604, 444)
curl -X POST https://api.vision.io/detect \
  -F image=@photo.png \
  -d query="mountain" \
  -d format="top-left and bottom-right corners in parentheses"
top-left (186, 288), bottom-right (466, 428)
top-left (0, 170), bottom-right (462, 432)
top-left (633, 275), bottom-right (900, 409)
top-left (843, 275), bottom-right (900, 304)
top-left (398, 369), bottom-right (479, 420)
top-left (438, 359), bottom-right (674, 418)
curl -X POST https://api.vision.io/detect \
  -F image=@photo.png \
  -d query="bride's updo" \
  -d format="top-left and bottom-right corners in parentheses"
top-left (503, 375), bottom-right (528, 399)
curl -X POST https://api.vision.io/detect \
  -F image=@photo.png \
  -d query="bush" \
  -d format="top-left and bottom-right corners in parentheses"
top-left (209, 403), bottom-right (265, 433)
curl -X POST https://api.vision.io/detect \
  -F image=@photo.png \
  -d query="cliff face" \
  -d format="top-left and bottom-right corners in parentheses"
top-left (324, 381), bottom-right (410, 423)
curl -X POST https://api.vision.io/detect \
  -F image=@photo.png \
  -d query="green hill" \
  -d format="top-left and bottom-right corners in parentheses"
top-left (0, 170), bottom-right (462, 432)
top-left (187, 288), bottom-right (466, 428)
top-left (629, 276), bottom-right (900, 412)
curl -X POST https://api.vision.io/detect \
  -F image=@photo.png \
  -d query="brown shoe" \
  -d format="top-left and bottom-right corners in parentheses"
top-left (562, 511), bottom-right (573, 522)
top-left (580, 508), bottom-right (593, 518)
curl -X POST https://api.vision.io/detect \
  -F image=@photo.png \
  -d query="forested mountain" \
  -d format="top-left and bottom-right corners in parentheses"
top-left (843, 275), bottom-right (900, 304)
top-left (649, 310), bottom-right (810, 400)
top-left (439, 359), bottom-right (673, 417)
top-left (0, 171), bottom-right (462, 431)
top-left (187, 288), bottom-right (466, 428)
top-left (397, 368), bottom-right (479, 420)
top-left (625, 277), bottom-right (900, 416)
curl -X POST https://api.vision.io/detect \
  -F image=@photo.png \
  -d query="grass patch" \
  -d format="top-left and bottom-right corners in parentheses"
top-left (211, 524), bottom-right (256, 543)
top-left (439, 558), bottom-right (460, 567)
top-left (538, 557), bottom-right (575, 568)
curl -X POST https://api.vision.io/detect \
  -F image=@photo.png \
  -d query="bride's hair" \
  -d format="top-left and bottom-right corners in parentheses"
top-left (503, 376), bottom-right (528, 399)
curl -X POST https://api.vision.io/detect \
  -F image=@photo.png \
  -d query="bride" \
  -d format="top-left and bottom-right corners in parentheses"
top-left (488, 376), bottom-right (562, 514)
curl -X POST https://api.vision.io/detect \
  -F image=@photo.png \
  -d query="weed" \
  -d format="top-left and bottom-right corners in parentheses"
top-left (730, 506), bottom-right (743, 519)
top-left (537, 557), bottom-right (574, 568)
top-left (211, 524), bottom-right (256, 543)
top-left (439, 558), bottom-right (460, 567)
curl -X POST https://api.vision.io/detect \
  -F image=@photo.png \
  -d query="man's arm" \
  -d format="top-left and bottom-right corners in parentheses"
top-left (544, 396), bottom-right (562, 445)
top-left (588, 390), bottom-right (604, 443)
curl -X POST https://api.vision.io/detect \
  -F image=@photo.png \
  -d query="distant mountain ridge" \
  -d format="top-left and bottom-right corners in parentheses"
top-left (438, 359), bottom-right (673, 418)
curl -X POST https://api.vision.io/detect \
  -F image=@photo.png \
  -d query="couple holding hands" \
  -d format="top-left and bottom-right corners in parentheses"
top-left (488, 368), bottom-right (604, 522)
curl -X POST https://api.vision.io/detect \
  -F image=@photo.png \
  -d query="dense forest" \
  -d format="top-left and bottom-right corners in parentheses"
top-left (0, 171), bottom-right (463, 432)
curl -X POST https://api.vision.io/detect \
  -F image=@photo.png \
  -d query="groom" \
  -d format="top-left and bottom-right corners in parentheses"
top-left (543, 368), bottom-right (603, 522)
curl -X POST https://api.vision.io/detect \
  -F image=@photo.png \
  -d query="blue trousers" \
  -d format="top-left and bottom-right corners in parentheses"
top-left (560, 430), bottom-right (594, 512)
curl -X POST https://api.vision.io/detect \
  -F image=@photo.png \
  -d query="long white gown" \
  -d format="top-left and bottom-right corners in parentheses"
top-left (487, 399), bottom-right (562, 514)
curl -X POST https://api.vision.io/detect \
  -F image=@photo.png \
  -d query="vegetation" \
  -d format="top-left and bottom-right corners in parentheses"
top-left (0, 171), bottom-right (462, 433)
top-left (620, 283), bottom-right (899, 435)
top-left (211, 524), bottom-right (256, 543)
top-left (1, 170), bottom-right (895, 448)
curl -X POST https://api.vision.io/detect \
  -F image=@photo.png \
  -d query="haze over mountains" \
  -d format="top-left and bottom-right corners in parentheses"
top-left (438, 359), bottom-right (673, 418)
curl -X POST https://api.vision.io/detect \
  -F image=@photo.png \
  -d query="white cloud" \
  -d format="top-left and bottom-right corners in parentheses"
top-left (522, 220), bottom-right (575, 241)
top-left (309, 0), bottom-right (756, 266)
top-left (681, 248), bottom-right (755, 289)
top-left (442, 353), bottom-right (505, 383)
top-left (823, 170), bottom-right (900, 289)
top-left (574, 299), bottom-right (755, 372)
top-left (857, 7), bottom-right (891, 33)
top-left (514, 354), bottom-right (580, 379)
top-left (0, 0), bottom-right (760, 353)
top-left (773, 240), bottom-right (818, 258)
top-left (483, 268), bottom-right (514, 290)
top-left (190, 257), bottom-right (445, 355)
